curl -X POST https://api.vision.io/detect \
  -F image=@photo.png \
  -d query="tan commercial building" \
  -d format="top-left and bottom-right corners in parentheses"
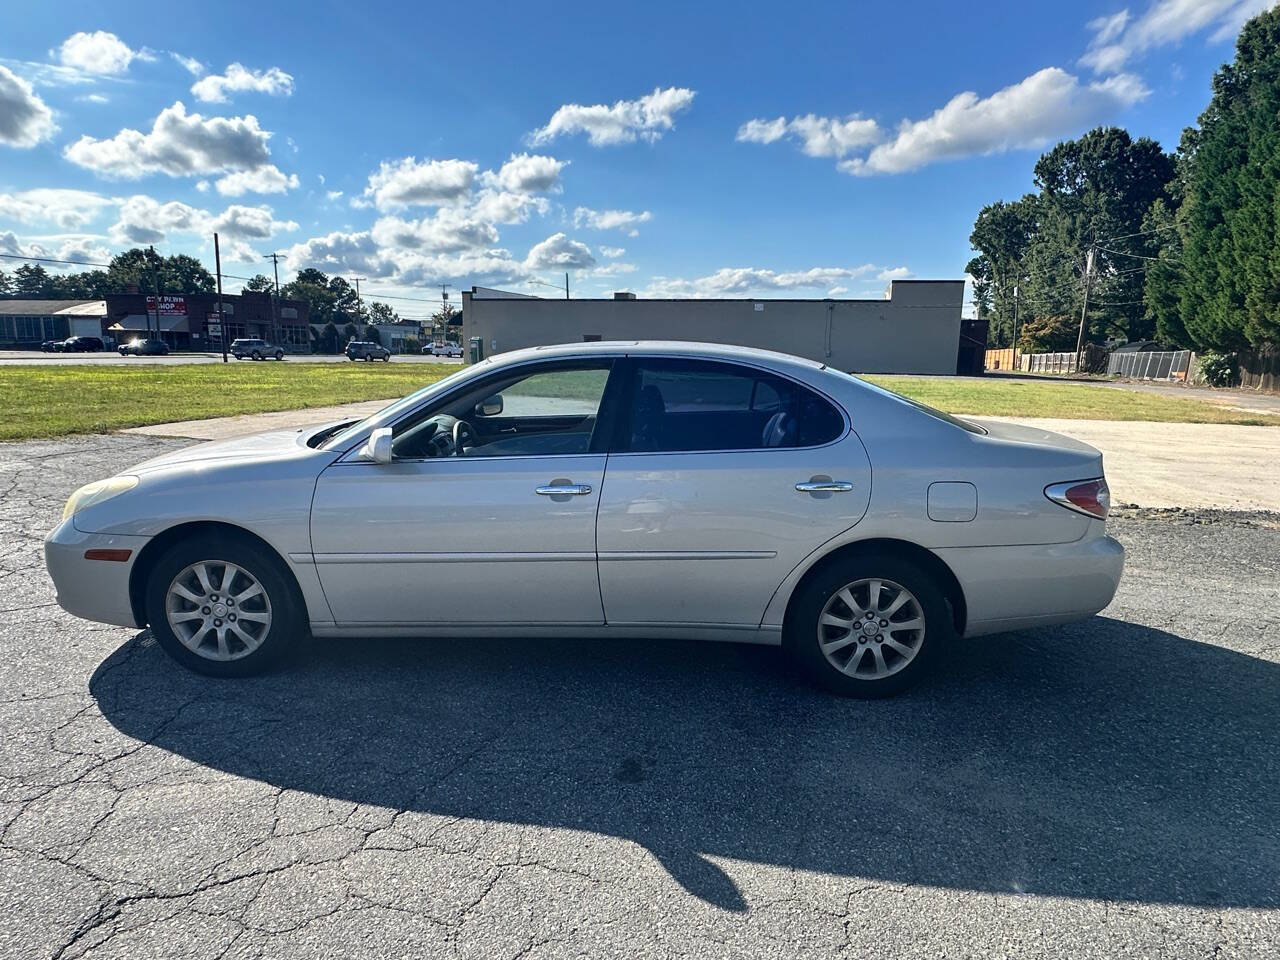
top-left (461, 279), bottom-right (976, 375)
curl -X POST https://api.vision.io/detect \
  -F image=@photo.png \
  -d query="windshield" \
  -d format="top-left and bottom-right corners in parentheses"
top-left (830, 370), bottom-right (988, 435)
top-left (319, 361), bottom-right (488, 451)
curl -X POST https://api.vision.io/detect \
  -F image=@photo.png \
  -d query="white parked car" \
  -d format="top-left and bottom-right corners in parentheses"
top-left (45, 342), bottom-right (1123, 697)
top-left (425, 342), bottom-right (463, 357)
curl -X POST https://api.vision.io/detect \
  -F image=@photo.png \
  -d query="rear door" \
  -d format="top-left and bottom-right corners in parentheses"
top-left (595, 357), bottom-right (872, 627)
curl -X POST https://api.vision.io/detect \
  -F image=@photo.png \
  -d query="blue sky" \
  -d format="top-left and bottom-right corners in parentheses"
top-left (0, 0), bottom-right (1272, 317)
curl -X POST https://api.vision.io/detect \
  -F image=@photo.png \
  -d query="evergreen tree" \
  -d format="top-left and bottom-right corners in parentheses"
top-left (1178, 7), bottom-right (1280, 349)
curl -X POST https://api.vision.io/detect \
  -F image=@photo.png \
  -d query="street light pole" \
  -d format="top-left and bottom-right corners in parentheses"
top-left (214, 233), bottom-right (227, 363)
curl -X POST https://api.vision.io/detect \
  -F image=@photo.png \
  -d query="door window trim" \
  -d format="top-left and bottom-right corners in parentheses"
top-left (608, 356), bottom-right (850, 457)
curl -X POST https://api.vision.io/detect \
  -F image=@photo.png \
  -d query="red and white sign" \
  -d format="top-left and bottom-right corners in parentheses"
top-left (146, 295), bottom-right (187, 316)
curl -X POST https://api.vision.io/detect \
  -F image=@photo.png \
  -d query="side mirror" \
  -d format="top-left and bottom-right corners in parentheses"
top-left (360, 427), bottom-right (394, 464)
top-left (476, 394), bottom-right (503, 417)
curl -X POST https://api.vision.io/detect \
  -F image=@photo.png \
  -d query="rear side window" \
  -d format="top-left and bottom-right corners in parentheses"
top-left (623, 359), bottom-right (844, 453)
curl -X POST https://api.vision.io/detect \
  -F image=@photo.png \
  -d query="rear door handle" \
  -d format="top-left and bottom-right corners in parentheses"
top-left (795, 480), bottom-right (854, 493)
top-left (535, 483), bottom-right (593, 496)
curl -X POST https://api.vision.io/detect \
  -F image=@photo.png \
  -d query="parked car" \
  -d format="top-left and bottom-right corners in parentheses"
top-left (45, 341), bottom-right (1123, 697)
top-left (61, 336), bottom-right (104, 353)
top-left (346, 341), bottom-right (391, 362)
top-left (231, 338), bottom-right (285, 361)
top-left (118, 338), bottom-right (171, 356)
top-left (424, 342), bottom-right (463, 357)
top-left (41, 339), bottom-right (65, 352)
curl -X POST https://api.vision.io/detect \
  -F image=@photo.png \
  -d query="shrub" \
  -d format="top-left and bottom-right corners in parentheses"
top-left (1197, 351), bottom-right (1237, 387)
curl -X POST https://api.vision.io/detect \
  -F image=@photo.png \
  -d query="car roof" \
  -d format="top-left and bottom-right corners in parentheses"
top-left (481, 340), bottom-right (829, 376)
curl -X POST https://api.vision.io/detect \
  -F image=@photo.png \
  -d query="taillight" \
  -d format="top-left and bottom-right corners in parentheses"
top-left (1044, 478), bottom-right (1110, 520)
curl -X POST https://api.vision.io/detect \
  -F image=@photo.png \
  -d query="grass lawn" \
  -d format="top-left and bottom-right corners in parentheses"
top-left (0, 364), bottom-right (456, 441)
top-left (1, 363), bottom-right (1277, 442)
top-left (864, 376), bottom-right (1280, 426)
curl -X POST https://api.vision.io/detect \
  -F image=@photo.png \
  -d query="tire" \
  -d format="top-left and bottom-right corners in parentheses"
top-left (275, 350), bottom-right (284, 361)
top-left (381, 354), bottom-right (390, 362)
top-left (144, 533), bottom-right (304, 677)
top-left (783, 555), bottom-right (951, 698)
top-left (251, 350), bottom-right (262, 360)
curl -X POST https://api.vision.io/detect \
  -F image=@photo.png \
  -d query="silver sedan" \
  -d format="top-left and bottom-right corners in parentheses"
top-left (46, 341), bottom-right (1123, 697)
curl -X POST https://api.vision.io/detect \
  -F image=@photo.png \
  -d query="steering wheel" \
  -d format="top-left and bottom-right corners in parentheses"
top-left (451, 418), bottom-right (476, 455)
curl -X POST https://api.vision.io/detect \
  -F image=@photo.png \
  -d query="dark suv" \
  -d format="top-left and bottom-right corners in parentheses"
top-left (231, 338), bottom-right (285, 360)
top-left (119, 338), bottom-right (171, 356)
top-left (345, 340), bottom-right (391, 362)
top-left (61, 336), bottom-right (104, 352)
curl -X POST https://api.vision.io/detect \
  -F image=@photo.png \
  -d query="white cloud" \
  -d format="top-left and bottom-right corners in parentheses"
top-left (56, 31), bottom-right (146, 76)
top-left (283, 230), bottom-right (382, 275)
top-left (214, 165), bottom-right (299, 196)
top-left (191, 63), bottom-right (295, 103)
top-left (573, 206), bottom-right (652, 231)
top-left (524, 232), bottom-right (596, 270)
top-left (0, 188), bottom-right (114, 229)
top-left (468, 189), bottom-right (549, 225)
top-left (642, 264), bottom-right (885, 298)
top-left (1080, 0), bottom-right (1275, 74)
top-left (736, 113), bottom-right (881, 158)
top-left (0, 65), bottom-right (56, 147)
top-left (599, 245), bottom-right (625, 258)
top-left (109, 194), bottom-right (296, 246)
top-left (362, 157), bottom-right (478, 211)
top-left (878, 266), bottom-right (911, 281)
top-left (839, 68), bottom-right (1149, 176)
top-left (171, 53), bottom-right (204, 76)
top-left (528, 86), bottom-right (696, 146)
top-left (64, 101), bottom-right (275, 179)
top-left (326, 190), bottom-right (344, 200)
top-left (486, 153), bottom-right (565, 193)
top-left (77, 92), bottom-right (109, 104)
top-left (371, 209), bottom-right (500, 254)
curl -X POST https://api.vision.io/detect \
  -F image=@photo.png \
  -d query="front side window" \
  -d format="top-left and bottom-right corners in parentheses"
top-left (390, 362), bottom-right (613, 460)
top-left (623, 359), bottom-right (844, 453)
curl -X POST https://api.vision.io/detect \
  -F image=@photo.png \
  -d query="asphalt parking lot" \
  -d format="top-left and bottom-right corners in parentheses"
top-left (2, 435), bottom-right (1278, 959)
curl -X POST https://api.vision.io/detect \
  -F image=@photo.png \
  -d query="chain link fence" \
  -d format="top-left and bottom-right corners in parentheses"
top-left (1106, 349), bottom-right (1194, 382)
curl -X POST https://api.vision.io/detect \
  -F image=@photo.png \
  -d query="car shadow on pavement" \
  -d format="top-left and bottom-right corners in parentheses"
top-left (90, 617), bottom-right (1280, 913)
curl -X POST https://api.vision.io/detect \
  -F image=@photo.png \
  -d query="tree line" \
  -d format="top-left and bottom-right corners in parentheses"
top-left (968, 6), bottom-right (1280, 358)
top-left (0, 250), bottom-right (459, 352)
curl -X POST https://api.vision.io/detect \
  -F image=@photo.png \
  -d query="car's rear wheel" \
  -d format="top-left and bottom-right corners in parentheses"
top-left (784, 555), bottom-right (950, 698)
top-left (381, 354), bottom-right (390, 362)
top-left (274, 350), bottom-right (284, 360)
top-left (144, 534), bottom-right (303, 677)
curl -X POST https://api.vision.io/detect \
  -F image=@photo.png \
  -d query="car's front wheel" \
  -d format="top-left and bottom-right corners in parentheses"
top-left (251, 350), bottom-right (262, 360)
top-left (144, 534), bottom-right (303, 677)
top-left (784, 555), bottom-right (950, 698)
top-left (274, 350), bottom-right (284, 360)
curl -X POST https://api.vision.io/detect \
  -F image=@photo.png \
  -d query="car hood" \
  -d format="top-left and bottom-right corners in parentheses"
top-left (127, 427), bottom-right (330, 476)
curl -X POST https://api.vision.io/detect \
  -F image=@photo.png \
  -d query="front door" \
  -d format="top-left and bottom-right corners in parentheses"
top-left (310, 360), bottom-right (616, 627)
top-left (595, 357), bottom-right (871, 627)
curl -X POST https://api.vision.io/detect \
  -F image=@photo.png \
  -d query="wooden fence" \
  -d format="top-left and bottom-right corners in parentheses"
top-left (1239, 346), bottom-right (1280, 393)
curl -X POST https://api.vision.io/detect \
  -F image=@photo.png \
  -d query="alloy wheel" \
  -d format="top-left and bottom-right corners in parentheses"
top-left (165, 560), bottom-right (273, 661)
top-left (816, 578), bottom-right (926, 679)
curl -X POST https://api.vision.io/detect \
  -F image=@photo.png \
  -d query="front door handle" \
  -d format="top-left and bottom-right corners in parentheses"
top-left (795, 480), bottom-right (854, 493)
top-left (536, 482), bottom-right (593, 496)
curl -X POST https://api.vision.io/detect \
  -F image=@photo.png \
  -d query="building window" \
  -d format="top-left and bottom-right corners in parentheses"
top-left (281, 306), bottom-right (298, 319)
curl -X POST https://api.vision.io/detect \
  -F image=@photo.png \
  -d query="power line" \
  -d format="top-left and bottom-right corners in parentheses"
top-left (0, 251), bottom-right (112, 269)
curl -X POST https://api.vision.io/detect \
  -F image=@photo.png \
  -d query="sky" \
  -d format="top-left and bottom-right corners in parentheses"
top-left (0, 0), bottom-right (1274, 320)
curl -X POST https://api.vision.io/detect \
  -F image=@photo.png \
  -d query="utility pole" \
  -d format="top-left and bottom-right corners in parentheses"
top-left (1075, 246), bottom-right (1096, 373)
top-left (264, 253), bottom-right (285, 346)
top-left (565, 272), bottom-right (569, 300)
top-left (147, 245), bottom-right (160, 343)
top-left (439, 283), bottom-right (451, 344)
top-left (1011, 285), bottom-right (1020, 371)
top-left (214, 234), bottom-right (227, 363)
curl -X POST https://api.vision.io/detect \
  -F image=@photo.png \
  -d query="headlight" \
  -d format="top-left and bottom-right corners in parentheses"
top-left (63, 476), bottom-right (139, 520)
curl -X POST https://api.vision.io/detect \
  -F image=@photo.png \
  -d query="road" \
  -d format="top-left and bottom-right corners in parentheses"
top-left (0, 351), bottom-right (463, 366)
top-left (2, 434), bottom-right (1278, 958)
